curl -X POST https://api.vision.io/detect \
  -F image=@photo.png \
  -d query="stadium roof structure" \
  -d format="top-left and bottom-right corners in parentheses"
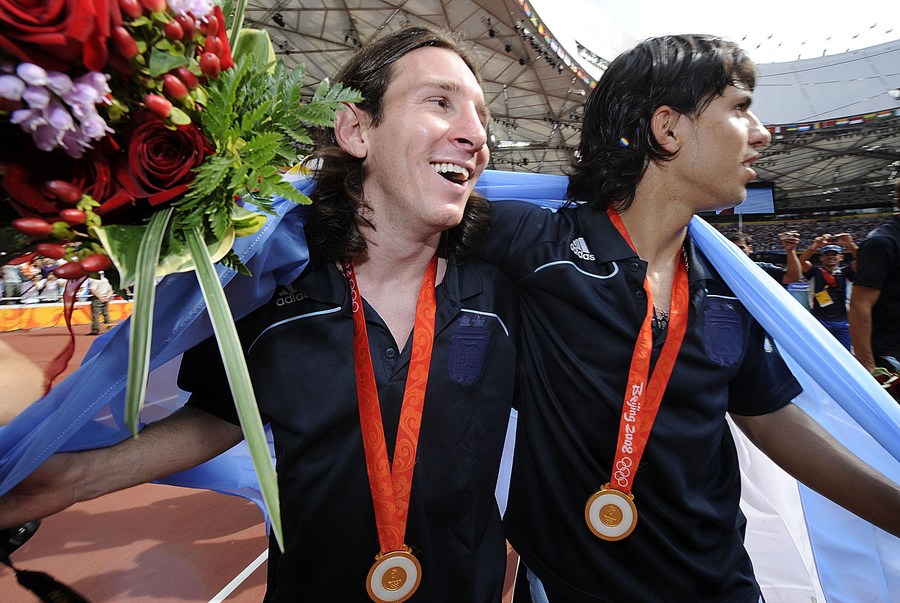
top-left (751, 39), bottom-right (900, 213)
top-left (244, 0), bottom-right (596, 176)
top-left (243, 1), bottom-right (900, 213)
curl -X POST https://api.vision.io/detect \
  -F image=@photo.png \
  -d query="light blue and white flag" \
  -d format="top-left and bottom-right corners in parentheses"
top-left (0, 170), bottom-right (897, 603)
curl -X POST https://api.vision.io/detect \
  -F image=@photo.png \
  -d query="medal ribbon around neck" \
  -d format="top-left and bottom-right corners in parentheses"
top-left (589, 209), bottom-right (689, 537)
top-left (343, 256), bottom-right (438, 554)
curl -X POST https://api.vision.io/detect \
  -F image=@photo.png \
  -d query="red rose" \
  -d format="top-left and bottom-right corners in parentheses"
top-left (0, 0), bottom-right (121, 71)
top-left (114, 110), bottom-right (213, 207)
top-left (2, 142), bottom-right (130, 219)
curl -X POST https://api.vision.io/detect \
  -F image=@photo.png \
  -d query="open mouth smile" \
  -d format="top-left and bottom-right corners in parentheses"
top-left (431, 162), bottom-right (470, 184)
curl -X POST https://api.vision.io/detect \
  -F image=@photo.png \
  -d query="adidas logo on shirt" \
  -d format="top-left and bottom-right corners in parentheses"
top-left (570, 237), bottom-right (595, 261)
top-left (276, 284), bottom-right (307, 306)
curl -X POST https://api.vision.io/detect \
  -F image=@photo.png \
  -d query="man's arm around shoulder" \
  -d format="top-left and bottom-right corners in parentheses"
top-left (731, 403), bottom-right (900, 537)
top-left (0, 407), bottom-right (243, 529)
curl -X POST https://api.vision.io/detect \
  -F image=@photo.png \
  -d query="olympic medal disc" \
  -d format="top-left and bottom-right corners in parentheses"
top-left (585, 486), bottom-right (637, 541)
top-left (366, 549), bottom-right (422, 603)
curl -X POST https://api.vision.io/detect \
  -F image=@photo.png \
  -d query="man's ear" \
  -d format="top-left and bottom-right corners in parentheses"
top-left (334, 103), bottom-right (370, 159)
top-left (650, 105), bottom-right (682, 153)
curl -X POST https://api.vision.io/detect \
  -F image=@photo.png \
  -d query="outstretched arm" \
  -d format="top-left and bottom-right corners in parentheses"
top-left (731, 402), bottom-right (900, 536)
top-left (0, 407), bottom-right (243, 529)
top-left (778, 231), bottom-right (802, 284)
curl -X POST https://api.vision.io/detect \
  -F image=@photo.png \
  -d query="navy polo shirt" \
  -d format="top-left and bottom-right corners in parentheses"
top-left (803, 265), bottom-right (854, 321)
top-left (484, 201), bottom-right (801, 602)
top-left (180, 256), bottom-right (518, 602)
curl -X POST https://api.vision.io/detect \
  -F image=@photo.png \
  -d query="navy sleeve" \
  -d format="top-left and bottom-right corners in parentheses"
top-left (727, 318), bottom-right (802, 416)
top-left (178, 333), bottom-right (241, 425)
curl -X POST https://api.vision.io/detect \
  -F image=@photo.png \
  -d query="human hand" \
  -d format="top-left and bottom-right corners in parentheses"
top-left (834, 232), bottom-right (855, 247)
top-left (778, 230), bottom-right (800, 251)
top-left (811, 234), bottom-right (832, 249)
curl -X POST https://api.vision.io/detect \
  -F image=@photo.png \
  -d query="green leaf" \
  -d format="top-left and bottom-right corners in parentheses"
top-left (170, 107), bottom-right (192, 125)
top-left (149, 48), bottom-right (188, 78)
top-left (90, 224), bottom-right (147, 288)
top-left (184, 225), bottom-right (283, 552)
top-left (192, 86), bottom-right (209, 107)
top-left (124, 208), bottom-right (173, 436)
top-left (232, 205), bottom-right (268, 237)
top-left (155, 226), bottom-right (235, 275)
top-left (227, 0), bottom-right (246, 50)
top-left (231, 28), bottom-right (276, 68)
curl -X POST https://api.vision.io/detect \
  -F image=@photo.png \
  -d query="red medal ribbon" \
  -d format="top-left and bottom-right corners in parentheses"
top-left (343, 256), bottom-right (438, 554)
top-left (606, 209), bottom-right (689, 496)
top-left (43, 275), bottom-right (88, 392)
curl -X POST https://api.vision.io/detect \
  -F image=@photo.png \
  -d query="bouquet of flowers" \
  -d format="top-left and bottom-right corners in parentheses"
top-left (0, 0), bottom-right (361, 547)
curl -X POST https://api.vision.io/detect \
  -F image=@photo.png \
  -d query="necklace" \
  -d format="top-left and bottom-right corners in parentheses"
top-left (651, 248), bottom-right (688, 332)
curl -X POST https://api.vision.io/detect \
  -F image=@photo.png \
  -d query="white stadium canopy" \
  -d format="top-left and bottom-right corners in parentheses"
top-left (243, 0), bottom-right (900, 212)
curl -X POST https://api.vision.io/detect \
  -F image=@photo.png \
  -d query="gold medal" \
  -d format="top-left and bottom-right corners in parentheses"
top-left (366, 547), bottom-right (422, 603)
top-left (585, 484), bottom-right (637, 541)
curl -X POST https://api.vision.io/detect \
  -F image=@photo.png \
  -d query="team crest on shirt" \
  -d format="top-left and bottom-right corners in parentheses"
top-left (703, 296), bottom-right (744, 367)
top-left (449, 314), bottom-right (488, 384)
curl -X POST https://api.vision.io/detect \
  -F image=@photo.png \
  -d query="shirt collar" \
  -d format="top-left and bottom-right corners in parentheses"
top-left (575, 203), bottom-right (714, 284)
top-left (289, 255), bottom-right (482, 310)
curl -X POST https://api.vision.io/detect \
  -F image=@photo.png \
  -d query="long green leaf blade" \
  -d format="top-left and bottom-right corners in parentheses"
top-left (184, 226), bottom-right (283, 551)
top-left (124, 208), bottom-right (174, 436)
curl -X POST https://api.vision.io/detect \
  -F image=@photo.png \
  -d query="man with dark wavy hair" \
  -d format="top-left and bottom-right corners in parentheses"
top-left (485, 34), bottom-right (899, 601)
top-left (0, 26), bottom-right (518, 602)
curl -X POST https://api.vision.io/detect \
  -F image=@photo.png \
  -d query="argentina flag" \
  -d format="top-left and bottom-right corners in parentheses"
top-left (0, 170), bottom-right (897, 602)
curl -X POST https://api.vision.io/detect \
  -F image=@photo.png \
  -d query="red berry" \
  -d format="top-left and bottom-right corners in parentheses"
top-left (198, 52), bottom-right (220, 78)
top-left (164, 19), bottom-right (184, 41)
top-left (53, 262), bottom-right (86, 280)
top-left (119, 0), bottom-right (143, 19)
top-left (42, 180), bottom-right (83, 204)
top-left (111, 26), bottom-right (139, 60)
top-left (12, 217), bottom-right (53, 238)
top-left (199, 14), bottom-right (218, 36)
top-left (144, 94), bottom-right (173, 118)
top-left (173, 67), bottom-right (199, 90)
top-left (177, 14), bottom-right (196, 39)
top-left (59, 208), bottom-right (87, 225)
top-left (80, 254), bottom-right (113, 273)
top-left (140, 0), bottom-right (166, 12)
top-left (35, 243), bottom-right (68, 260)
top-left (203, 36), bottom-right (223, 57)
top-left (162, 74), bottom-right (188, 100)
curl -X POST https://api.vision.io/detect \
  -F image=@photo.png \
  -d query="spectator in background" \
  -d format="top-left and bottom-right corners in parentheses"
top-left (38, 273), bottom-right (62, 303)
top-left (38, 258), bottom-right (56, 279)
top-left (88, 272), bottom-right (114, 335)
top-left (18, 274), bottom-right (42, 304)
top-left (799, 233), bottom-right (858, 350)
top-left (2, 263), bottom-right (22, 304)
top-left (727, 230), bottom-right (802, 284)
top-left (850, 181), bottom-right (900, 374)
